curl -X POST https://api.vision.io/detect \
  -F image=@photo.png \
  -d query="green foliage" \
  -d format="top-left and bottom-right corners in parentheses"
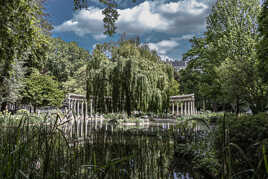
top-left (87, 41), bottom-right (178, 115)
top-left (180, 0), bottom-right (268, 114)
top-left (0, 114), bottom-right (178, 178)
top-left (214, 113), bottom-right (268, 178)
top-left (179, 37), bottom-right (224, 112)
top-left (45, 38), bottom-right (91, 94)
top-left (73, 0), bottom-right (135, 36)
top-left (0, 0), bottom-right (50, 105)
top-left (258, 0), bottom-right (268, 83)
top-left (22, 71), bottom-right (64, 109)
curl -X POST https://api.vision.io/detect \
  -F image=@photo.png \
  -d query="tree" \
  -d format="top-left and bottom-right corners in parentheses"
top-left (180, 37), bottom-right (224, 112)
top-left (258, 0), bottom-right (268, 83)
top-left (22, 71), bottom-right (64, 112)
top-left (0, 0), bottom-right (50, 110)
top-left (44, 37), bottom-right (91, 94)
top-left (208, 0), bottom-right (267, 114)
top-left (181, 0), bottom-right (267, 114)
top-left (87, 40), bottom-right (177, 116)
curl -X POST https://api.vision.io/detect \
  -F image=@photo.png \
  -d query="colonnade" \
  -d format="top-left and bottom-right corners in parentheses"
top-left (67, 93), bottom-right (93, 118)
top-left (170, 94), bottom-right (197, 116)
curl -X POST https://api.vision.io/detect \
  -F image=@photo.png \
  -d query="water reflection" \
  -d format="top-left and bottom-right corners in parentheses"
top-left (62, 120), bottom-right (197, 178)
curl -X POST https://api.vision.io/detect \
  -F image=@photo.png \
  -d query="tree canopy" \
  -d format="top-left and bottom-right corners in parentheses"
top-left (0, 0), bottom-right (50, 110)
top-left (179, 0), bottom-right (268, 114)
top-left (22, 70), bottom-right (64, 111)
top-left (87, 40), bottom-right (179, 116)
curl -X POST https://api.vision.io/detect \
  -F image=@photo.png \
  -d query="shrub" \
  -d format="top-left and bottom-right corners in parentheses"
top-left (214, 113), bottom-right (268, 178)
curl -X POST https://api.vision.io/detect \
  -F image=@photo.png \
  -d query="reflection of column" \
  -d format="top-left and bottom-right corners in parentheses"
top-left (181, 102), bottom-right (183, 115)
top-left (172, 103), bottom-right (174, 114)
top-left (176, 103), bottom-right (179, 115)
top-left (68, 99), bottom-right (71, 110)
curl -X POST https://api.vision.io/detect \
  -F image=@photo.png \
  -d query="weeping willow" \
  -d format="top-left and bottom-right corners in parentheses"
top-left (87, 41), bottom-right (179, 115)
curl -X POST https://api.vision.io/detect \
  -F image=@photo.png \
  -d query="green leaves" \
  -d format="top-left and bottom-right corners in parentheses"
top-left (0, 0), bottom-right (50, 104)
top-left (87, 41), bottom-right (178, 114)
top-left (102, 6), bottom-right (119, 36)
top-left (181, 0), bottom-right (267, 113)
top-left (22, 71), bottom-right (64, 108)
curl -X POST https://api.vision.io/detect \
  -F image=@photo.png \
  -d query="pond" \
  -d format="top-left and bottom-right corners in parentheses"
top-left (0, 118), bottom-right (207, 178)
top-left (63, 121), bottom-right (203, 179)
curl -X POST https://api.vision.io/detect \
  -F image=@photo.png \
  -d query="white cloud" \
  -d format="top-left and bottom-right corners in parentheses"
top-left (148, 40), bottom-right (179, 55)
top-left (93, 34), bottom-right (106, 40)
top-left (180, 34), bottom-right (195, 40)
top-left (159, 55), bottom-right (176, 62)
top-left (53, 0), bottom-right (213, 40)
top-left (172, 34), bottom-right (195, 41)
top-left (53, 8), bottom-right (104, 38)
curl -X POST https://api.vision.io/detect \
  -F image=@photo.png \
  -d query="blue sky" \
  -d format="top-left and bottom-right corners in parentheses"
top-left (45, 0), bottom-right (216, 60)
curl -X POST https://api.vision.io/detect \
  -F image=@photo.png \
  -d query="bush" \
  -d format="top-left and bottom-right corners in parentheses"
top-left (214, 113), bottom-right (268, 178)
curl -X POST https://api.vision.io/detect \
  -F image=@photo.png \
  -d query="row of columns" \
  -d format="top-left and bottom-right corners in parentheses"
top-left (172, 100), bottom-right (197, 116)
top-left (68, 98), bottom-right (94, 118)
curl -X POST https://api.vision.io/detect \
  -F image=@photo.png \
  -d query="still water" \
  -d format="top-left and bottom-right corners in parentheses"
top-left (65, 121), bottom-right (197, 179)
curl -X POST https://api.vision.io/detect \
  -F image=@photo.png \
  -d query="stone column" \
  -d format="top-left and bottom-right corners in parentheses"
top-left (189, 101), bottom-right (191, 115)
top-left (172, 103), bottom-right (174, 114)
top-left (184, 101), bottom-right (187, 115)
top-left (188, 101), bottom-right (191, 115)
top-left (81, 101), bottom-right (84, 117)
top-left (77, 100), bottom-right (80, 116)
top-left (85, 101), bottom-right (88, 118)
top-left (181, 102), bottom-right (183, 115)
top-left (191, 101), bottom-right (193, 115)
top-left (90, 99), bottom-right (93, 117)
top-left (193, 101), bottom-right (196, 114)
top-left (176, 103), bottom-right (179, 115)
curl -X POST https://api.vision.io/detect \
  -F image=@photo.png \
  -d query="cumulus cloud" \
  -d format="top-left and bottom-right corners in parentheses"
top-left (53, 0), bottom-right (212, 40)
top-left (53, 8), bottom-right (104, 37)
top-left (147, 40), bottom-right (179, 55)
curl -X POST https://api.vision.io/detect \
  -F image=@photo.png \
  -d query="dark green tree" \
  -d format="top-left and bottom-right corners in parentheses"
top-left (44, 37), bottom-right (91, 94)
top-left (87, 41), bottom-right (178, 116)
top-left (0, 0), bottom-right (50, 111)
top-left (22, 71), bottom-right (64, 112)
top-left (181, 0), bottom-right (267, 114)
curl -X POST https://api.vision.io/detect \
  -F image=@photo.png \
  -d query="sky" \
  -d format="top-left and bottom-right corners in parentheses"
top-left (45, 0), bottom-right (216, 61)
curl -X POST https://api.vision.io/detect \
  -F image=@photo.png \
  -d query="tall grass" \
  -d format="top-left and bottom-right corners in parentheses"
top-left (0, 112), bottom-right (186, 179)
